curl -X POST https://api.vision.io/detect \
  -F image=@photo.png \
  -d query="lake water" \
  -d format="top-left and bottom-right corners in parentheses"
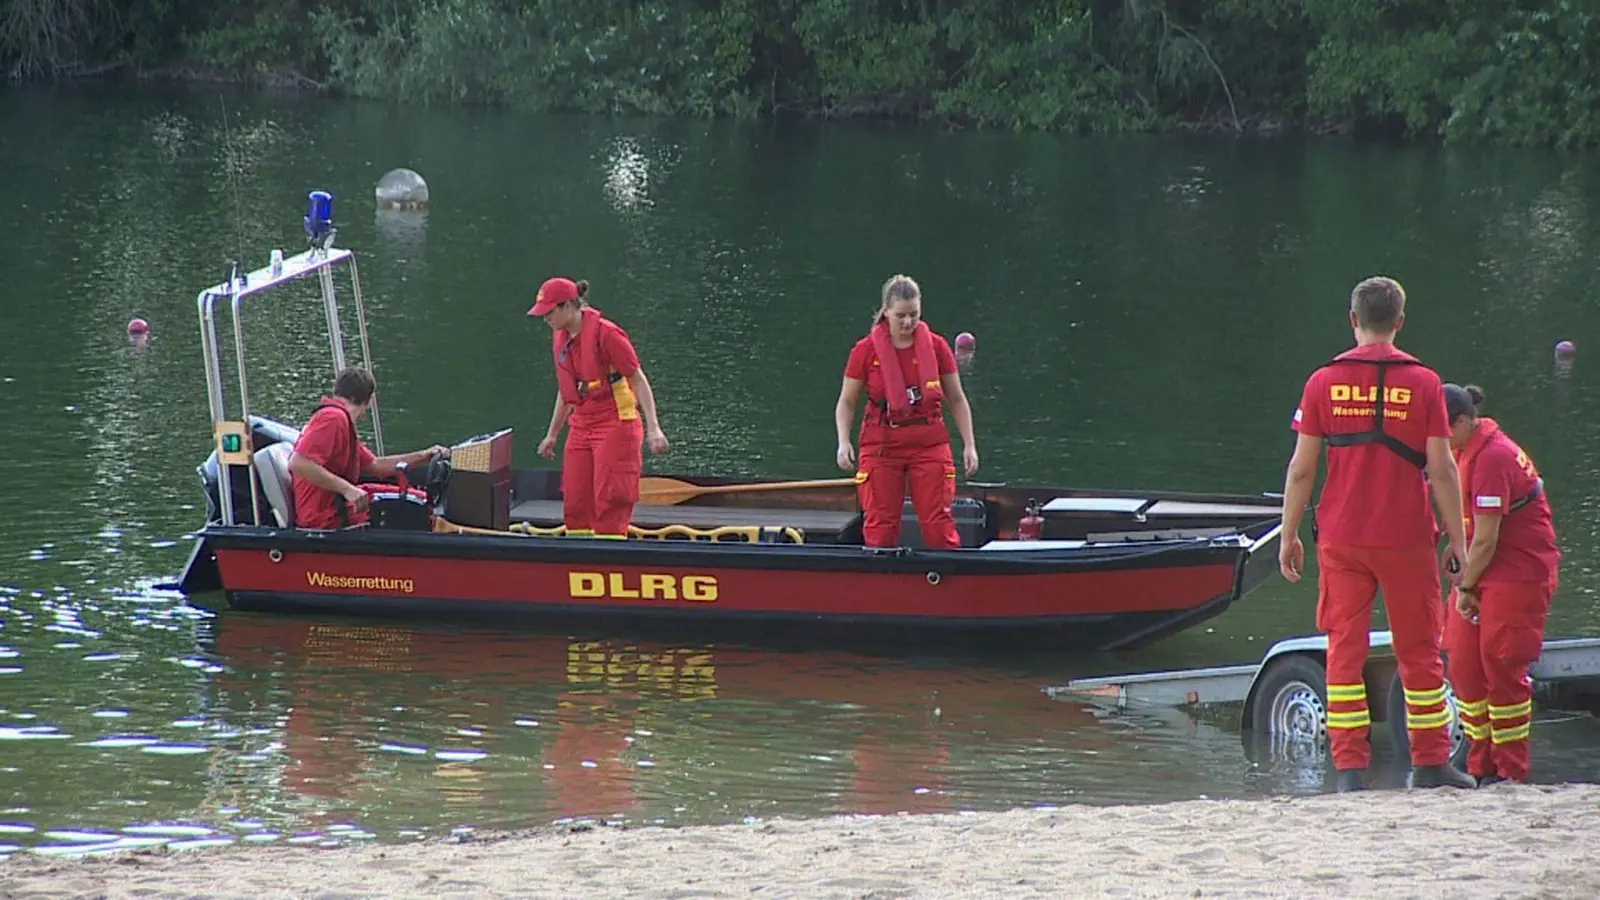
top-left (1, 84), bottom-right (1598, 856)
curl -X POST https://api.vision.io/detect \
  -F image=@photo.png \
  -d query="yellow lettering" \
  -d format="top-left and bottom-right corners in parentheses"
top-left (681, 575), bottom-right (718, 602)
top-left (304, 572), bottom-right (415, 593)
top-left (1329, 406), bottom-right (1407, 421)
top-left (1329, 385), bottom-right (1411, 405)
top-left (1515, 448), bottom-right (1540, 478)
top-left (639, 573), bottom-right (677, 600)
top-left (566, 571), bottom-right (720, 603)
top-left (570, 572), bottom-right (605, 598)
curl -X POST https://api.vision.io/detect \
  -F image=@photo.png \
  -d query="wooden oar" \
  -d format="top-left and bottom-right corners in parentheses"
top-left (638, 476), bottom-right (856, 505)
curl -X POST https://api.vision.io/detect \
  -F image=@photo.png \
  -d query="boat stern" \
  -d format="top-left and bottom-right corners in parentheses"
top-left (175, 535), bottom-right (222, 595)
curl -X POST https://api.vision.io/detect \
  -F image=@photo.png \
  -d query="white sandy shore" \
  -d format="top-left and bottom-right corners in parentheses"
top-left (3, 782), bottom-right (1597, 899)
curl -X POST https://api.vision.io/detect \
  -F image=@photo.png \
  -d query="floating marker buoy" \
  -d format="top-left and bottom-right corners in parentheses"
top-left (1555, 340), bottom-right (1576, 357)
top-left (376, 168), bottom-right (429, 210)
top-left (127, 318), bottom-right (149, 336)
top-left (954, 332), bottom-right (976, 351)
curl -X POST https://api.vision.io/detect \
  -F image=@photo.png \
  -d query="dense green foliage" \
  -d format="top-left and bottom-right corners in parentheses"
top-left (5, 0), bottom-right (1599, 145)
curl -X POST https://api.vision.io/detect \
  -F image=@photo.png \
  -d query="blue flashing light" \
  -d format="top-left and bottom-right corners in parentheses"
top-left (304, 190), bottom-right (335, 247)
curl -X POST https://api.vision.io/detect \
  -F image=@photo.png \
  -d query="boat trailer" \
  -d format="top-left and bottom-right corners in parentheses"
top-left (1049, 631), bottom-right (1600, 768)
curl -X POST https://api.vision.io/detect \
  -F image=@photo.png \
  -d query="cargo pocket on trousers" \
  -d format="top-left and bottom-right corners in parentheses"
top-left (943, 465), bottom-right (957, 506)
top-left (603, 460), bottom-right (642, 507)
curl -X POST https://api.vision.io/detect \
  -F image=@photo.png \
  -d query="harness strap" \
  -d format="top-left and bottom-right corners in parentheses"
top-left (1321, 359), bottom-right (1428, 468)
top-left (1508, 476), bottom-right (1544, 513)
top-left (315, 401), bottom-right (361, 529)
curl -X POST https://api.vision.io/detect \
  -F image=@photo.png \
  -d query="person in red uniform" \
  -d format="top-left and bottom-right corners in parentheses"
top-left (1441, 383), bottom-right (1561, 785)
top-left (1278, 276), bottom-right (1475, 793)
top-left (530, 277), bottom-right (669, 538)
top-left (834, 274), bottom-right (979, 549)
top-left (289, 366), bottom-right (451, 529)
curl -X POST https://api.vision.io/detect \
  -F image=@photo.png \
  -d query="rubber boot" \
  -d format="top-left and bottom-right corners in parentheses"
top-left (1477, 774), bottom-right (1507, 787)
top-left (1334, 769), bottom-right (1367, 793)
top-left (1409, 763), bottom-right (1477, 789)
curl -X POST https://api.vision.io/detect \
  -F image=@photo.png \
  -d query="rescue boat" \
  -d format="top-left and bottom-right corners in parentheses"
top-left (172, 191), bottom-right (1286, 652)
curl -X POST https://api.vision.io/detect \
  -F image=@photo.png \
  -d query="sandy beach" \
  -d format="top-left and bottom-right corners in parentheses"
top-left (3, 782), bottom-right (1597, 899)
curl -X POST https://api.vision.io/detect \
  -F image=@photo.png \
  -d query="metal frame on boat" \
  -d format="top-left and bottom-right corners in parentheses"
top-left (174, 191), bottom-right (1287, 651)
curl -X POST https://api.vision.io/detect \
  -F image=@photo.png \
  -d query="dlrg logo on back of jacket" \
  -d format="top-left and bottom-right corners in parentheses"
top-left (1328, 384), bottom-right (1413, 404)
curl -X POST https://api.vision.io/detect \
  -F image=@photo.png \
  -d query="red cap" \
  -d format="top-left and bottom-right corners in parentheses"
top-left (527, 277), bottom-right (580, 317)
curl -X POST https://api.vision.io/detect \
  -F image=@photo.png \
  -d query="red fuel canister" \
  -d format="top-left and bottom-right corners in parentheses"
top-left (1017, 499), bottom-right (1044, 541)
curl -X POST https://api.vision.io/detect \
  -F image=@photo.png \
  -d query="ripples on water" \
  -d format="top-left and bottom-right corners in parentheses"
top-left (3, 600), bottom-right (1598, 858)
top-left (5, 88), bottom-right (1600, 858)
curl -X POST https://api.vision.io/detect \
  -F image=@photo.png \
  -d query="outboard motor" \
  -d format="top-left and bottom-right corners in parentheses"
top-left (197, 415), bottom-right (302, 525)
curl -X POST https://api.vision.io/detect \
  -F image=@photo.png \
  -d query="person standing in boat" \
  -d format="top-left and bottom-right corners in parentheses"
top-left (834, 274), bottom-right (979, 549)
top-left (1441, 383), bottom-right (1561, 785)
top-left (288, 366), bottom-right (451, 529)
top-left (1277, 275), bottom-right (1474, 793)
top-left (530, 277), bottom-right (669, 539)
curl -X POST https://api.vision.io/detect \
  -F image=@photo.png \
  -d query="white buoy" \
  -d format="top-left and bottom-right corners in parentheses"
top-left (376, 168), bottom-right (429, 210)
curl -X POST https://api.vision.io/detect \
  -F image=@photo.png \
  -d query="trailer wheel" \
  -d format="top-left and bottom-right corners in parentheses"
top-left (1249, 654), bottom-right (1328, 750)
top-left (1386, 666), bottom-right (1469, 769)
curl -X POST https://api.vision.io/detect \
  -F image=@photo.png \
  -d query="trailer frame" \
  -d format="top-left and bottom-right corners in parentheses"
top-left (1049, 631), bottom-right (1600, 768)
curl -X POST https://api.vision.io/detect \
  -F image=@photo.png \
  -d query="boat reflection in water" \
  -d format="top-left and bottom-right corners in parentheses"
top-left (199, 613), bottom-right (1250, 832)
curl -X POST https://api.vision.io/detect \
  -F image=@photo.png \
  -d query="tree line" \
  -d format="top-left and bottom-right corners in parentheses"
top-left (5, 0), bottom-right (1598, 146)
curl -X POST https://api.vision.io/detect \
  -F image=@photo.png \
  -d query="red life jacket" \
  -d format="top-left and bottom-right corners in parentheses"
top-left (553, 306), bottom-right (622, 407)
top-left (1318, 347), bottom-right (1429, 468)
top-left (868, 319), bottom-right (944, 424)
top-left (313, 399), bottom-right (361, 483)
top-left (1455, 417), bottom-right (1545, 542)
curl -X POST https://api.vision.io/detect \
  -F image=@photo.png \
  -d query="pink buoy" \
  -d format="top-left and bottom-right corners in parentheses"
top-left (127, 318), bottom-right (150, 336)
top-left (1555, 340), bottom-right (1576, 356)
top-left (954, 331), bottom-right (976, 351)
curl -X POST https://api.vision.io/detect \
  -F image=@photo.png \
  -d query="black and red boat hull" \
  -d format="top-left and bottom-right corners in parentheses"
top-left (188, 523), bottom-right (1280, 652)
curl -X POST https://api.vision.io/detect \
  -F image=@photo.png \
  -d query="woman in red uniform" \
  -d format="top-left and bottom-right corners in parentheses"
top-left (529, 277), bottom-right (669, 538)
top-left (1442, 383), bottom-right (1561, 784)
top-left (834, 274), bottom-right (979, 549)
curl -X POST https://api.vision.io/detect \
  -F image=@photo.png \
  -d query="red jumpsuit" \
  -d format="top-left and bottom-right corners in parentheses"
top-left (846, 320), bottom-right (960, 549)
top-left (553, 306), bottom-right (645, 538)
top-left (1443, 418), bottom-right (1560, 782)
top-left (1291, 344), bottom-right (1454, 771)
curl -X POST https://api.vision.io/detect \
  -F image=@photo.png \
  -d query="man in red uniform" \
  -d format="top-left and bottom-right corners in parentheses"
top-left (1278, 276), bottom-right (1475, 792)
top-left (530, 277), bottom-right (669, 538)
top-left (1441, 383), bottom-right (1560, 784)
top-left (289, 366), bottom-right (451, 529)
top-left (834, 274), bottom-right (979, 549)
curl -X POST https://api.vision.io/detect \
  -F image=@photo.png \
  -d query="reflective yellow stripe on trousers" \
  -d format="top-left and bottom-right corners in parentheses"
top-left (1490, 700), bottom-right (1534, 744)
top-left (1456, 697), bottom-right (1490, 741)
top-left (1325, 683), bottom-right (1369, 730)
top-left (1404, 685), bottom-right (1451, 730)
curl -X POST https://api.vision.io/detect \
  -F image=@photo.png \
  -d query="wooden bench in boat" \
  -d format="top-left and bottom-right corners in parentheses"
top-left (508, 499), bottom-right (861, 540)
